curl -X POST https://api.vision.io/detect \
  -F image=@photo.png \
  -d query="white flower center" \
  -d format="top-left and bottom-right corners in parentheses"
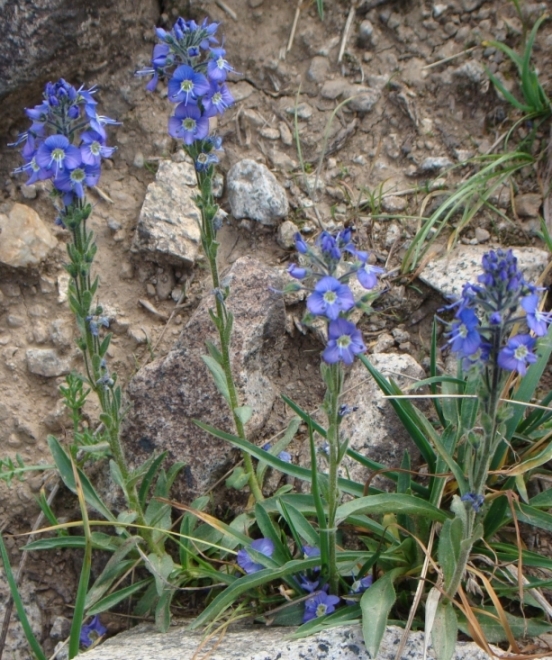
top-left (182, 118), bottom-right (197, 131)
top-left (337, 335), bottom-right (351, 349)
top-left (51, 147), bottom-right (65, 163)
top-left (180, 79), bottom-right (193, 93)
top-left (323, 291), bottom-right (337, 304)
top-left (315, 604), bottom-right (328, 617)
top-left (514, 345), bottom-right (528, 360)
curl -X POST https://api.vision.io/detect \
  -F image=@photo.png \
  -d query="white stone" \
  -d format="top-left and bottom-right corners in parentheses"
top-left (132, 160), bottom-right (201, 266)
top-left (75, 622), bottom-right (503, 660)
top-left (227, 159), bottom-right (289, 226)
top-left (420, 245), bottom-right (550, 300)
top-left (0, 202), bottom-right (57, 268)
top-left (26, 349), bottom-right (71, 377)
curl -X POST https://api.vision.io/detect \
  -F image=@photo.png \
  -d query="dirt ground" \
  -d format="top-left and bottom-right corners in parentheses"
top-left (0, 0), bottom-right (551, 654)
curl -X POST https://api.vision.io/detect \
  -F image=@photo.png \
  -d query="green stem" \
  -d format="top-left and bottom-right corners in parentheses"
top-left (324, 362), bottom-right (343, 595)
top-left (65, 201), bottom-right (160, 554)
top-left (193, 161), bottom-right (264, 502)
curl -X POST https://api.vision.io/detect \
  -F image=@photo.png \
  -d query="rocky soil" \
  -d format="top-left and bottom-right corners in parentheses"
top-left (0, 0), bottom-right (551, 656)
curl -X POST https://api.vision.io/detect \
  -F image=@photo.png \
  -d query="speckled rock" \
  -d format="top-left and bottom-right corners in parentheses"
top-left (131, 160), bottom-right (201, 267)
top-left (26, 348), bottom-right (71, 377)
top-left (227, 159), bottom-right (289, 226)
top-left (76, 622), bottom-right (504, 660)
top-left (123, 257), bottom-right (286, 501)
top-left (420, 245), bottom-right (550, 300)
top-left (0, 0), bottom-right (158, 98)
top-left (339, 353), bottom-right (427, 484)
top-left (0, 202), bottom-right (57, 268)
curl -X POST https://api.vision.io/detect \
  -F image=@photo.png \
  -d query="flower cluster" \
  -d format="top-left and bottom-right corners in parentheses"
top-left (288, 229), bottom-right (384, 365)
top-left (445, 249), bottom-right (552, 376)
top-left (138, 17), bottom-right (234, 165)
top-left (12, 79), bottom-right (117, 217)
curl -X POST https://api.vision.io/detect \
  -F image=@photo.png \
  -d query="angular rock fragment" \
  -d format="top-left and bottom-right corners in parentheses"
top-left (123, 257), bottom-right (286, 500)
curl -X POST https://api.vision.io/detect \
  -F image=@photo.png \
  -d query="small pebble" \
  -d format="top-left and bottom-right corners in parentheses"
top-left (475, 227), bottom-right (490, 243)
top-left (133, 151), bottom-right (145, 168)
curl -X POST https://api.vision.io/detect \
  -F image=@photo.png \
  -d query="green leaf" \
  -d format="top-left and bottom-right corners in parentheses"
top-left (194, 420), bottom-right (364, 497)
top-left (189, 557), bottom-right (326, 629)
top-left (254, 503), bottom-right (291, 565)
top-left (360, 569), bottom-right (401, 657)
top-left (457, 606), bottom-right (552, 643)
top-left (225, 465), bottom-right (250, 490)
top-left (0, 532), bottom-right (48, 660)
top-left (47, 436), bottom-right (116, 523)
top-left (85, 537), bottom-right (140, 609)
top-left (432, 600), bottom-right (458, 660)
top-left (25, 534), bottom-right (121, 552)
top-left (234, 405), bottom-right (253, 425)
top-left (201, 355), bottom-right (230, 403)
top-left (336, 494), bottom-right (448, 525)
top-left (515, 503), bottom-right (552, 533)
top-left (155, 590), bottom-right (173, 632)
top-left (147, 552), bottom-right (175, 597)
top-left (438, 517), bottom-right (463, 591)
top-left (138, 453), bottom-right (168, 508)
top-left (87, 578), bottom-right (151, 616)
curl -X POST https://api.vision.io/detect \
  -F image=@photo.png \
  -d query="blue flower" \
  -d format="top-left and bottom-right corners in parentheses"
top-left (168, 103), bottom-right (210, 144)
top-left (302, 545), bottom-right (321, 560)
top-left (288, 263), bottom-right (307, 279)
top-left (447, 308), bottom-right (481, 357)
top-left (307, 277), bottom-right (355, 320)
top-left (207, 48), bottom-right (234, 82)
top-left (298, 574), bottom-right (320, 593)
top-left (350, 574), bottom-right (373, 594)
top-left (498, 334), bottom-right (538, 376)
top-left (294, 233), bottom-right (308, 254)
top-left (80, 130), bottom-right (116, 166)
top-left (461, 492), bottom-right (485, 513)
top-left (323, 318), bottom-right (365, 365)
top-left (357, 260), bottom-right (385, 290)
top-left (303, 591), bottom-right (340, 623)
top-left (80, 615), bottom-right (107, 648)
top-left (55, 164), bottom-right (100, 198)
top-left (237, 538), bottom-right (274, 574)
top-left (203, 82), bottom-right (235, 117)
top-left (317, 232), bottom-right (341, 260)
top-left (521, 294), bottom-right (552, 337)
top-left (278, 451), bottom-right (292, 463)
top-left (195, 151), bottom-right (219, 172)
top-left (36, 135), bottom-right (81, 175)
top-left (168, 65), bottom-right (210, 104)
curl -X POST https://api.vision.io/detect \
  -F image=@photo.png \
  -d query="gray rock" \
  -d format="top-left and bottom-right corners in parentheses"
top-left (358, 19), bottom-right (375, 47)
top-left (453, 60), bottom-right (486, 85)
top-left (76, 622), bottom-right (501, 660)
top-left (461, 0), bottom-right (487, 10)
top-left (475, 227), bottom-right (491, 243)
top-left (285, 102), bottom-right (313, 119)
top-left (340, 353), bottom-right (426, 483)
top-left (307, 56), bottom-right (330, 83)
top-left (277, 220), bottom-right (299, 249)
top-left (132, 160), bottom-right (201, 267)
top-left (123, 257), bottom-right (286, 501)
top-left (420, 245), bottom-right (550, 300)
top-left (418, 157), bottom-right (454, 173)
top-left (260, 126), bottom-right (280, 140)
top-left (50, 615), bottom-right (71, 641)
top-left (26, 348), bottom-right (71, 377)
top-left (515, 193), bottom-right (542, 218)
top-left (382, 196), bottom-right (407, 213)
top-left (347, 85), bottom-right (381, 113)
top-left (279, 122), bottom-right (293, 146)
top-left (384, 223), bottom-right (401, 249)
top-left (0, 202), bottom-right (57, 268)
top-left (320, 78), bottom-right (351, 100)
top-left (0, 0), bottom-right (158, 98)
top-left (227, 160), bottom-right (289, 226)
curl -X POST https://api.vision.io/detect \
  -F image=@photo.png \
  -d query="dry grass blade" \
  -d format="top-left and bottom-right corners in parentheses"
top-left (286, 0), bottom-right (303, 53)
top-left (337, 3), bottom-right (356, 63)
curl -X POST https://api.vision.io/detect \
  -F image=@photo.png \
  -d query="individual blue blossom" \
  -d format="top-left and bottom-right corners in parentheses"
top-left (302, 545), bottom-right (321, 560)
top-left (36, 135), bottom-right (81, 175)
top-left (323, 318), bottom-right (366, 365)
top-left (207, 48), bottom-right (234, 82)
top-left (446, 308), bottom-right (481, 357)
top-left (80, 615), bottom-right (107, 648)
top-left (319, 441), bottom-right (330, 456)
top-left (298, 574), bottom-right (320, 593)
top-left (338, 404), bottom-right (358, 418)
top-left (203, 82), bottom-right (235, 117)
top-left (288, 263), bottom-right (307, 279)
top-left (195, 151), bottom-right (219, 172)
top-left (307, 277), bottom-right (355, 320)
top-left (294, 233), bottom-right (308, 254)
top-left (350, 574), bottom-right (373, 595)
top-left (168, 103), bottom-right (210, 144)
top-left (521, 294), bottom-right (552, 337)
top-left (80, 130), bottom-right (116, 166)
top-left (461, 343), bottom-right (491, 372)
top-left (318, 231), bottom-right (341, 260)
top-left (55, 164), bottom-right (100, 198)
top-left (278, 451), bottom-right (292, 463)
top-left (498, 334), bottom-right (538, 376)
top-left (303, 591), bottom-right (340, 623)
top-left (461, 492), bottom-right (485, 513)
top-left (237, 538), bottom-right (274, 574)
top-left (356, 259), bottom-right (385, 290)
top-left (168, 65), bottom-right (210, 104)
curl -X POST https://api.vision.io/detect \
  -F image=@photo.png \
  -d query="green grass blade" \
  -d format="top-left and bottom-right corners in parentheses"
top-left (0, 531), bottom-right (48, 660)
top-left (336, 493), bottom-right (448, 524)
top-left (87, 578), bottom-right (151, 616)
